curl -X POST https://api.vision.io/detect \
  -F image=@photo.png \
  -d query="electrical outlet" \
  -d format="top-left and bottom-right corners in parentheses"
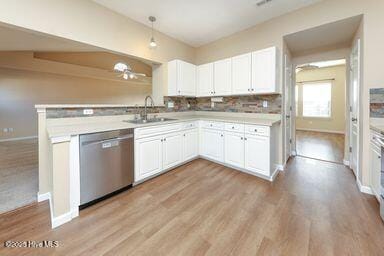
top-left (262, 101), bottom-right (268, 108)
top-left (167, 102), bottom-right (174, 108)
top-left (83, 109), bottom-right (94, 115)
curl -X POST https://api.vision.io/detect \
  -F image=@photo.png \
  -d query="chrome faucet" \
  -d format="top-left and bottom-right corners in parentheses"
top-left (143, 95), bottom-right (155, 121)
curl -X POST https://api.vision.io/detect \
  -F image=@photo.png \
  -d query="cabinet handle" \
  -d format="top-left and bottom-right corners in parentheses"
top-left (221, 134), bottom-right (223, 137)
top-left (232, 126), bottom-right (235, 129)
top-left (161, 139), bottom-right (163, 142)
top-left (164, 138), bottom-right (166, 142)
top-left (244, 138), bottom-right (247, 141)
top-left (254, 129), bottom-right (258, 132)
top-left (241, 137), bottom-right (243, 140)
top-left (251, 88), bottom-right (254, 91)
top-left (379, 156), bottom-right (381, 159)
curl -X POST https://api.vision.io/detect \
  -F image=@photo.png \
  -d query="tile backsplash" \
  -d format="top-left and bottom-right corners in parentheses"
top-left (46, 94), bottom-right (282, 118)
top-left (370, 88), bottom-right (384, 118)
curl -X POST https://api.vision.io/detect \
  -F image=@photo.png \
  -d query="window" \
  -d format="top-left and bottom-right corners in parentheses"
top-left (302, 82), bottom-right (332, 118)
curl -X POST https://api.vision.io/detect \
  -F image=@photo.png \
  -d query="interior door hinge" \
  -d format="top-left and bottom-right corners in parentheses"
top-left (289, 139), bottom-right (292, 144)
top-left (349, 146), bottom-right (352, 153)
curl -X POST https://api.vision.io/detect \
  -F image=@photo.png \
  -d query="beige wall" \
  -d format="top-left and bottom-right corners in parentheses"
top-left (295, 65), bottom-right (346, 133)
top-left (0, 52), bottom-right (151, 140)
top-left (195, 0), bottom-right (384, 187)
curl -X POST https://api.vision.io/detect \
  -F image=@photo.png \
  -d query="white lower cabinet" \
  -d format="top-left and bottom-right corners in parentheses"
top-left (201, 128), bottom-right (224, 162)
top-left (163, 132), bottom-right (183, 170)
top-left (224, 132), bottom-right (245, 168)
top-left (135, 120), bottom-right (275, 183)
top-left (244, 134), bottom-right (270, 176)
top-left (370, 138), bottom-right (381, 198)
top-left (183, 129), bottom-right (199, 161)
top-left (135, 135), bottom-right (163, 181)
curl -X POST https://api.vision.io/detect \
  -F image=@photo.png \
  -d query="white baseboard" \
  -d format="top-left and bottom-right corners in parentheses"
top-left (37, 192), bottom-right (51, 202)
top-left (51, 211), bottom-right (73, 229)
top-left (296, 128), bottom-right (345, 134)
top-left (0, 135), bottom-right (37, 142)
top-left (343, 159), bottom-right (350, 166)
top-left (356, 178), bottom-right (374, 195)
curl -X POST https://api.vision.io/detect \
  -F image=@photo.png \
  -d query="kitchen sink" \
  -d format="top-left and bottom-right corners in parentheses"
top-left (123, 118), bottom-right (178, 124)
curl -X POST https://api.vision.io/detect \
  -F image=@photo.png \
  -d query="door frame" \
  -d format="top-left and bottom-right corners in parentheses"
top-left (284, 54), bottom-right (293, 164)
top-left (348, 38), bottom-right (361, 179)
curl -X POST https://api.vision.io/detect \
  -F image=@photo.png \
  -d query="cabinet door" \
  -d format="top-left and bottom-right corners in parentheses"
top-left (252, 47), bottom-right (277, 93)
top-left (214, 58), bottom-right (232, 96)
top-left (163, 132), bottom-right (183, 170)
top-left (370, 143), bottom-right (381, 197)
top-left (135, 135), bottom-right (163, 182)
top-left (167, 60), bottom-right (178, 96)
top-left (244, 134), bottom-right (270, 176)
top-left (201, 129), bottom-right (224, 162)
top-left (197, 63), bottom-right (214, 97)
top-left (232, 53), bottom-right (252, 95)
top-left (224, 132), bottom-right (245, 168)
top-left (183, 129), bottom-right (199, 161)
top-left (178, 61), bottom-right (196, 96)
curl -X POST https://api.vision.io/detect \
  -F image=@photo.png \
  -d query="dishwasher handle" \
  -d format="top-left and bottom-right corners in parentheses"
top-left (81, 134), bottom-right (133, 147)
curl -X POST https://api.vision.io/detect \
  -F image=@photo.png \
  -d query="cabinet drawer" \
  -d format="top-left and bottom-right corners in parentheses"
top-left (135, 123), bottom-right (182, 139)
top-left (183, 121), bottom-right (198, 130)
top-left (245, 125), bottom-right (269, 136)
top-left (200, 120), bottom-right (225, 130)
top-left (225, 123), bottom-right (244, 133)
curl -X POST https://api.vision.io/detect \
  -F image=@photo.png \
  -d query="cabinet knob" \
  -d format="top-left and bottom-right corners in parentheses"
top-left (254, 129), bottom-right (258, 132)
top-left (379, 156), bottom-right (381, 159)
top-left (244, 138), bottom-right (247, 141)
top-left (221, 134), bottom-right (223, 137)
top-left (241, 137), bottom-right (243, 140)
top-left (232, 126), bottom-right (235, 129)
top-left (164, 138), bottom-right (166, 141)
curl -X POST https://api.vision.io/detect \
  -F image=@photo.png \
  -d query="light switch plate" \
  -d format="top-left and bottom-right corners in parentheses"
top-left (262, 101), bottom-right (268, 108)
top-left (83, 109), bottom-right (94, 115)
top-left (211, 102), bottom-right (215, 108)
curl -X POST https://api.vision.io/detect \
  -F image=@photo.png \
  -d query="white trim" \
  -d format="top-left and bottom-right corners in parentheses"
top-left (356, 178), bottom-right (374, 195)
top-left (343, 159), bottom-right (350, 166)
top-left (51, 136), bottom-right (71, 144)
top-left (70, 135), bottom-right (80, 219)
top-left (0, 135), bottom-right (37, 142)
top-left (276, 164), bottom-right (285, 171)
top-left (296, 128), bottom-right (345, 134)
top-left (291, 150), bottom-right (297, 156)
top-left (51, 211), bottom-right (73, 229)
top-left (37, 192), bottom-right (51, 202)
top-left (36, 108), bottom-right (46, 113)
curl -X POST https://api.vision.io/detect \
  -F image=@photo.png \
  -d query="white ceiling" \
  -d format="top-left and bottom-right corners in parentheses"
top-left (0, 25), bottom-right (99, 51)
top-left (284, 15), bottom-right (362, 56)
top-left (93, 0), bottom-right (323, 47)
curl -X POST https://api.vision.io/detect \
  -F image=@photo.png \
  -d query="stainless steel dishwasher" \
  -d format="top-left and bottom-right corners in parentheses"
top-left (79, 129), bottom-right (134, 208)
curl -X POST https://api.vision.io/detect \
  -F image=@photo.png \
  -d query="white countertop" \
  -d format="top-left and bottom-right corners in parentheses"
top-left (46, 113), bottom-right (281, 138)
top-left (370, 118), bottom-right (384, 134)
top-left (35, 104), bottom-right (165, 109)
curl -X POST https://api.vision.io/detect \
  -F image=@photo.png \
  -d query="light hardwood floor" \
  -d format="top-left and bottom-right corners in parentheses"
top-left (1, 157), bottom-right (383, 255)
top-left (0, 138), bottom-right (38, 213)
top-left (296, 130), bottom-right (345, 163)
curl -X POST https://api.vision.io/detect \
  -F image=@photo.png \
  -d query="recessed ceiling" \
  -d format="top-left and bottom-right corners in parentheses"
top-left (0, 25), bottom-right (100, 51)
top-left (93, 0), bottom-right (323, 47)
top-left (284, 15), bottom-right (362, 56)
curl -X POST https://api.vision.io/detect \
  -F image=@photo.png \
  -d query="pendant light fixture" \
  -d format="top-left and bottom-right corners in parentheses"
top-left (148, 16), bottom-right (157, 49)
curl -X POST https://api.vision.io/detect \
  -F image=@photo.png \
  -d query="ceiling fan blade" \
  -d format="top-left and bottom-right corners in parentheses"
top-left (133, 73), bottom-right (147, 77)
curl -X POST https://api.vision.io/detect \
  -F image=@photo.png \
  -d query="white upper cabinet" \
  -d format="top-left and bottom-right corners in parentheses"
top-left (213, 58), bottom-right (232, 96)
top-left (197, 63), bottom-right (214, 97)
top-left (252, 47), bottom-right (278, 94)
top-left (168, 60), bottom-right (196, 97)
top-left (232, 53), bottom-right (252, 95)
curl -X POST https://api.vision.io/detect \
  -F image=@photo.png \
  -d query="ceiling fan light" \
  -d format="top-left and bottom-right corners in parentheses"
top-left (123, 73), bottom-right (128, 80)
top-left (129, 73), bottom-right (136, 79)
top-left (114, 62), bottom-right (128, 72)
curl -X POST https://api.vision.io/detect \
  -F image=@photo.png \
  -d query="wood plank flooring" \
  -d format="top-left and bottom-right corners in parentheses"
top-left (1, 157), bottom-right (383, 255)
top-left (296, 130), bottom-right (345, 163)
top-left (0, 138), bottom-right (38, 213)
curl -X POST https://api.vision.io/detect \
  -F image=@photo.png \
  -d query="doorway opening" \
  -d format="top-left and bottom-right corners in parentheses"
top-left (294, 60), bottom-right (347, 164)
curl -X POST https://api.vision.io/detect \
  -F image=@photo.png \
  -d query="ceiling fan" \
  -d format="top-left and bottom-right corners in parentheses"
top-left (113, 62), bottom-right (146, 80)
